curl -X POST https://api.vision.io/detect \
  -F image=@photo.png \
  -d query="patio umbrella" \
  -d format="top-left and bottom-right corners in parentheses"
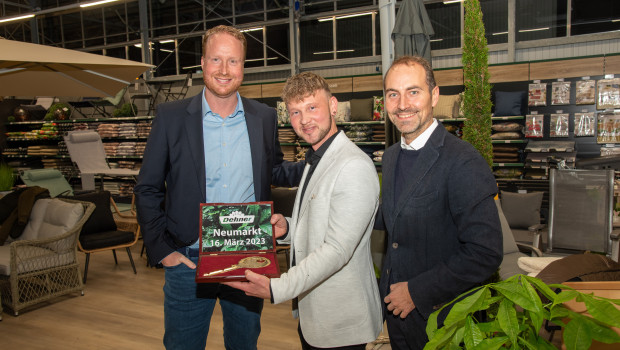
top-left (392, 0), bottom-right (434, 63)
top-left (0, 38), bottom-right (152, 97)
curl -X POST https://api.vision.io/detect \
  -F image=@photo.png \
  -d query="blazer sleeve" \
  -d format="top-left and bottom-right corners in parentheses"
top-left (270, 117), bottom-right (305, 187)
top-left (270, 156), bottom-right (379, 304)
top-left (408, 154), bottom-right (503, 319)
top-left (134, 109), bottom-right (175, 264)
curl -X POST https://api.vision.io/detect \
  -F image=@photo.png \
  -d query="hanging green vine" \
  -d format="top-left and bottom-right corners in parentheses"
top-left (461, 0), bottom-right (493, 167)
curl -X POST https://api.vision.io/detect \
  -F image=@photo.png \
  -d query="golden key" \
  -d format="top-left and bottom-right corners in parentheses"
top-left (203, 256), bottom-right (271, 277)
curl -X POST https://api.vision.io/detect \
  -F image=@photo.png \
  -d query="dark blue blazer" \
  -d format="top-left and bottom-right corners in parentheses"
top-left (376, 122), bottom-right (503, 320)
top-left (135, 92), bottom-right (303, 265)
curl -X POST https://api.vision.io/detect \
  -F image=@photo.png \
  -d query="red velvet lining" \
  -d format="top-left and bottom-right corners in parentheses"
top-left (196, 253), bottom-right (280, 283)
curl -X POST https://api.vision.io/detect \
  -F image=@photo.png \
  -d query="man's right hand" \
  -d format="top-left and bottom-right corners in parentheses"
top-left (271, 214), bottom-right (288, 238)
top-left (161, 251), bottom-right (196, 269)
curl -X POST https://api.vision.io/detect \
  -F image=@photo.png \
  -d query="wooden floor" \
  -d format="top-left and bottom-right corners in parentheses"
top-left (0, 244), bottom-right (391, 349)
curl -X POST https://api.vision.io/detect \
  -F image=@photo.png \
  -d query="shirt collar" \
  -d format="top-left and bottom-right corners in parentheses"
top-left (201, 87), bottom-right (244, 119)
top-left (305, 130), bottom-right (340, 165)
top-left (400, 118), bottom-right (438, 151)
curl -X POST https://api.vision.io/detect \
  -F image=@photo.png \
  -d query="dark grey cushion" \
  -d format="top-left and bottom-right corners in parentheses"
top-left (495, 91), bottom-right (525, 116)
top-left (65, 191), bottom-right (117, 235)
top-left (500, 191), bottom-right (543, 230)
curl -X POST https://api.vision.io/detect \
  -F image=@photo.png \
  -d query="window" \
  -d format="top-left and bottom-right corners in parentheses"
top-left (481, 0), bottom-right (508, 45)
top-left (426, 2), bottom-right (461, 50)
top-left (516, 0), bottom-right (567, 41)
top-left (265, 23), bottom-right (290, 66)
top-left (178, 36), bottom-right (202, 73)
top-left (300, 19), bottom-right (333, 62)
top-left (571, 0), bottom-right (620, 36)
top-left (336, 14), bottom-right (373, 59)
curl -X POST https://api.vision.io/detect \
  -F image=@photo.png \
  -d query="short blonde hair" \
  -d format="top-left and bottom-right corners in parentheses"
top-left (202, 25), bottom-right (247, 59)
top-left (281, 72), bottom-right (332, 104)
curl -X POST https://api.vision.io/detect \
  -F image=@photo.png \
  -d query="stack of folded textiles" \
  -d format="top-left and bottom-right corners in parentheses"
top-left (118, 123), bottom-right (137, 138)
top-left (98, 123), bottom-right (120, 138)
top-left (103, 142), bottom-right (120, 156)
top-left (278, 128), bottom-right (297, 143)
top-left (117, 142), bottom-right (137, 156)
top-left (137, 121), bottom-right (152, 138)
top-left (135, 142), bottom-right (147, 157)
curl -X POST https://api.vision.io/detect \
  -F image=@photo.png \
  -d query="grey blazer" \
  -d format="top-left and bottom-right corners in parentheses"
top-left (270, 132), bottom-right (382, 348)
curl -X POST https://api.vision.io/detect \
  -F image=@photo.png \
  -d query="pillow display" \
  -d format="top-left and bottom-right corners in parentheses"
top-left (491, 122), bottom-right (523, 132)
top-left (277, 101), bottom-right (289, 124)
top-left (495, 91), bottom-right (525, 116)
top-left (334, 101), bottom-right (350, 123)
top-left (500, 191), bottom-right (543, 229)
top-left (433, 94), bottom-right (460, 119)
top-left (373, 96), bottom-right (384, 121)
top-left (491, 132), bottom-right (521, 140)
top-left (349, 98), bottom-right (373, 121)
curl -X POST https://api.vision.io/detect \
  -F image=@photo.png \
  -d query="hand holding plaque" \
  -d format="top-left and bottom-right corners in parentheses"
top-left (195, 202), bottom-right (280, 283)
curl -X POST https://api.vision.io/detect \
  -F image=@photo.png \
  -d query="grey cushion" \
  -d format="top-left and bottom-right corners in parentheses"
top-left (500, 191), bottom-right (543, 230)
top-left (350, 98), bottom-right (373, 121)
top-left (496, 199), bottom-right (518, 255)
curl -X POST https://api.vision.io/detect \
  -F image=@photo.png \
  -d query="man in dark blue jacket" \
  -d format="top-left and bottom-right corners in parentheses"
top-left (375, 55), bottom-right (503, 350)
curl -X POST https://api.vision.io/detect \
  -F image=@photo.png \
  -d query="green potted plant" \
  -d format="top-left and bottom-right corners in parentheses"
top-left (424, 274), bottom-right (620, 349)
top-left (112, 103), bottom-right (137, 118)
top-left (45, 102), bottom-right (72, 120)
top-left (461, 0), bottom-right (493, 167)
top-left (0, 163), bottom-right (15, 192)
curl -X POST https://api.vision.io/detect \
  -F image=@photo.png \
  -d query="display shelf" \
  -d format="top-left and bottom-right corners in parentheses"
top-left (491, 116), bottom-right (525, 121)
top-left (492, 139), bottom-right (527, 144)
top-left (493, 163), bottom-right (524, 167)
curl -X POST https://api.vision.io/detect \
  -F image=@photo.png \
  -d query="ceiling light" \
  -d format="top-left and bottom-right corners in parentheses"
top-left (430, 39), bottom-right (443, 42)
top-left (493, 31), bottom-right (508, 36)
top-left (318, 12), bottom-right (374, 22)
top-left (313, 49), bottom-right (355, 55)
top-left (518, 27), bottom-right (550, 33)
top-left (240, 27), bottom-right (263, 33)
top-left (443, 0), bottom-right (463, 4)
top-left (159, 39), bottom-right (174, 44)
top-left (245, 57), bottom-right (278, 62)
top-left (0, 14), bottom-right (34, 23)
top-left (80, 0), bottom-right (119, 8)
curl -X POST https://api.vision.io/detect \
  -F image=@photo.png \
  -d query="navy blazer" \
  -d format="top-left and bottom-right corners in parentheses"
top-left (135, 92), bottom-right (303, 265)
top-left (376, 122), bottom-right (503, 320)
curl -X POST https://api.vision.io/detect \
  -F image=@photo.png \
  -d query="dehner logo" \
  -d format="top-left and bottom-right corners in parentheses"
top-left (219, 211), bottom-right (255, 224)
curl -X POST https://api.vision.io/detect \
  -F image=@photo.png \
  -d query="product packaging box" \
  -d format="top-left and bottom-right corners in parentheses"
top-left (196, 202), bottom-right (280, 283)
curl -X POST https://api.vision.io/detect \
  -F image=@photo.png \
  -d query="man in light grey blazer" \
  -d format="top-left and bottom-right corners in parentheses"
top-left (225, 72), bottom-right (382, 349)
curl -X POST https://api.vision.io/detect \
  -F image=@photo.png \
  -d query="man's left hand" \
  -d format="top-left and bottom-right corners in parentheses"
top-left (384, 281), bottom-right (415, 318)
top-left (223, 270), bottom-right (271, 299)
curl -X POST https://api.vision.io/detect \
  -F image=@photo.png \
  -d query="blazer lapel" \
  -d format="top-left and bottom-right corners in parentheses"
top-left (184, 93), bottom-right (207, 202)
top-left (242, 97), bottom-right (264, 199)
top-left (296, 133), bottom-right (344, 221)
top-left (388, 124), bottom-right (446, 232)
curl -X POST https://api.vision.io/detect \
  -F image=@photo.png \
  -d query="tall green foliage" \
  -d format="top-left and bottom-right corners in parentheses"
top-left (462, 0), bottom-right (493, 167)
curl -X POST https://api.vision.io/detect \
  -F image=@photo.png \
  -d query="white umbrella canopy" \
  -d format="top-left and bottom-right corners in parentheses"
top-left (0, 38), bottom-right (153, 98)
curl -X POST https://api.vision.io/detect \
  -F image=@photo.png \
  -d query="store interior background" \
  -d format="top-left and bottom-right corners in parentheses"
top-left (0, 0), bottom-right (620, 348)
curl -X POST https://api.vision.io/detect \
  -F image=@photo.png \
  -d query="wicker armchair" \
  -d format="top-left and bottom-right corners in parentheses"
top-left (0, 198), bottom-right (95, 316)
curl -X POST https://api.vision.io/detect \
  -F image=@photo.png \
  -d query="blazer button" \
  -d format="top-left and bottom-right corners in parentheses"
top-left (392, 242), bottom-right (398, 249)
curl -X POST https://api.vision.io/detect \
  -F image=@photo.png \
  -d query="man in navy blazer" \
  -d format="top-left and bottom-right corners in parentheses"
top-left (134, 25), bottom-right (302, 350)
top-left (375, 55), bottom-right (503, 349)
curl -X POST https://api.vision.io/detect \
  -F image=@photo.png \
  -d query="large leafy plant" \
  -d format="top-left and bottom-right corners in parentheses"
top-left (425, 274), bottom-right (620, 349)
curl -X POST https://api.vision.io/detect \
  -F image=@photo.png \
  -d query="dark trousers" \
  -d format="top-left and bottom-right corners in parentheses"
top-left (298, 324), bottom-right (367, 350)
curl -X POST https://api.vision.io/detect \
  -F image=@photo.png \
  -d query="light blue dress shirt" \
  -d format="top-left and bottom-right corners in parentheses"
top-left (189, 88), bottom-right (255, 248)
